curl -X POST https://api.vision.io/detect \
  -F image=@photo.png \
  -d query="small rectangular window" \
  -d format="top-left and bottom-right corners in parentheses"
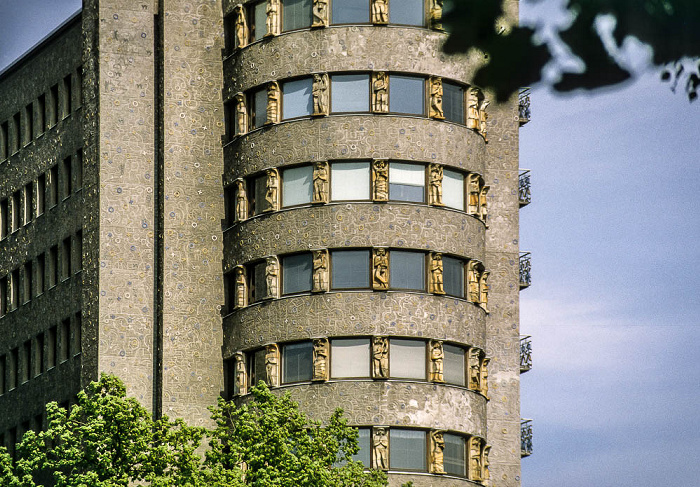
top-left (389, 75), bottom-right (425, 115)
top-left (46, 327), bottom-right (56, 369)
top-left (22, 262), bottom-right (32, 304)
top-left (49, 84), bottom-right (59, 127)
top-left (35, 334), bottom-right (44, 376)
top-left (390, 429), bottom-right (426, 470)
top-left (23, 104), bottom-right (33, 145)
top-left (11, 113), bottom-right (20, 154)
top-left (390, 339), bottom-right (426, 379)
top-left (444, 433), bottom-right (466, 476)
top-left (9, 348), bottom-right (18, 390)
top-left (443, 168), bottom-right (465, 210)
top-left (61, 156), bottom-right (72, 199)
top-left (282, 165), bottom-right (313, 207)
top-left (332, 0), bottom-right (369, 23)
top-left (0, 199), bottom-right (8, 239)
top-left (23, 183), bottom-right (33, 225)
top-left (72, 312), bottom-right (82, 356)
top-left (224, 185), bottom-right (236, 226)
top-left (248, 348), bottom-right (267, 387)
top-left (0, 121), bottom-right (7, 160)
top-left (48, 245), bottom-right (58, 288)
top-left (331, 338), bottom-right (370, 378)
top-left (389, 162), bottom-right (425, 202)
top-left (225, 100), bottom-right (236, 141)
top-left (443, 256), bottom-right (464, 297)
top-left (330, 162), bottom-right (370, 201)
top-left (36, 254), bottom-right (45, 295)
top-left (282, 341), bottom-right (313, 383)
top-left (282, 78), bottom-right (313, 119)
top-left (75, 149), bottom-right (83, 190)
top-left (351, 428), bottom-right (371, 466)
top-left (11, 191), bottom-right (20, 231)
top-left (60, 319), bottom-right (70, 363)
top-left (36, 174), bottom-right (46, 216)
top-left (331, 250), bottom-right (370, 289)
top-left (390, 250), bottom-right (425, 290)
top-left (253, 87), bottom-right (268, 128)
top-left (282, 253), bottom-right (313, 294)
top-left (250, 260), bottom-right (269, 302)
top-left (48, 166), bottom-right (58, 207)
top-left (21, 341), bottom-right (31, 383)
top-left (250, 1), bottom-right (268, 42)
top-left (331, 74), bottom-right (370, 113)
top-left (224, 12), bottom-right (236, 54)
top-left (443, 344), bottom-right (465, 386)
top-left (61, 237), bottom-right (72, 280)
top-left (10, 269), bottom-right (19, 311)
top-left (76, 67), bottom-right (83, 108)
top-left (253, 174), bottom-right (268, 215)
top-left (62, 74), bottom-right (72, 118)
top-left (443, 82), bottom-right (465, 124)
top-left (389, 0), bottom-right (424, 25)
top-left (0, 277), bottom-right (6, 316)
top-left (0, 356), bottom-right (5, 394)
top-left (283, 0), bottom-right (313, 31)
top-left (74, 231), bottom-right (83, 273)
top-left (36, 94), bottom-right (46, 135)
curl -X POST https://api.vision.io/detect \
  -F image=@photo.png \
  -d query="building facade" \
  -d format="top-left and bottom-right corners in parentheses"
top-left (1, 1), bottom-right (526, 485)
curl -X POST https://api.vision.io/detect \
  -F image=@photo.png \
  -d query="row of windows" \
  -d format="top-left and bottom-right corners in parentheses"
top-left (225, 248), bottom-right (489, 310)
top-left (0, 68), bottom-right (82, 163)
top-left (230, 337), bottom-right (489, 395)
top-left (0, 312), bottom-right (82, 396)
top-left (0, 150), bottom-right (83, 239)
top-left (224, 160), bottom-right (488, 225)
top-left (225, 0), bottom-right (444, 53)
top-left (1, 399), bottom-right (73, 458)
top-left (0, 231), bottom-right (83, 317)
top-left (225, 72), bottom-right (488, 138)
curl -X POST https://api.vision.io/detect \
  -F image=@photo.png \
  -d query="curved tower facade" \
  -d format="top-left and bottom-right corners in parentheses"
top-left (221, 1), bottom-right (523, 486)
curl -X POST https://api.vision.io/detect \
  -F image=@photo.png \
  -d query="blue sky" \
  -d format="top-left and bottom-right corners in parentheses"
top-left (1, 1), bottom-right (699, 486)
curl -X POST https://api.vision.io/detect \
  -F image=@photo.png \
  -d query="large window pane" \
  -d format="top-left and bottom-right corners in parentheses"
top-left (331, 250), bottom-right (370, 289)
top-left (253, 174), bottom-right (267, 215)
top-left (249, 348), bottom-right (267, 387)
top-left (331, 338), bottom-right (370, 378)
top-left (443, 433), bottom-right (466, 476)
top-left (389, 0), bottom-right (424, 25)
top-left (283, 0), bottom-right (313, 31)
top-left (283, 341), bottom-right (313, 382)
top-left (443, 169), bottom-right (465, 210)
top-left (443, 344), bottom-right (465, 386)
top-left (282, 253), bottom-right (312, 294)
top-left (283, 78), bottom-right (313, 119)
top-left (331, 74), bottom-right (370, 112)
top-left (253, 87), bottom-right (268, 128)
top-left (252, 261), bottom-right (268, 301)
top-left (443, 256), bottom-right (464, 297)
top-left (389, 76), bottom-right (425, 115)
top-left (389, 162), bottom-right (425, 202)
top-left (251, 1), bottom-right (268, 41)
top-left (352, 428), bottom-right (371, 466)
top-left (390, 251), bottom-right (425, 291)
top-left (332, 0), bottom-right (370, 23)
top-left (282, 166), bottom-right (313, 206)
top-left (390, 339), bottom-right (426, 379)
top-left (443, 82), bottom-right (465, 124)
top-left (390, 429), bottom-right (426, 470)
top-left (331, 162), bottom-right (370, 200)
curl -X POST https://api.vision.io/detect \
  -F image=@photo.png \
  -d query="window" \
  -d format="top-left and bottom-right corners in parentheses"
top-left (61, 237), bottom-right (72, 280)
top-left (390, 429), bottom-right (426, 471)
top-left (443, 82), bottom-right (464, 124)
top-left (11, 113), bottom-right (20, 154)
top-left (390, 251), bottom-right (425, 290)
top-left (22, 262), bottom-right (32, 304)
top-left (0, 356), bottom-right (5, 394)
top-left (36, 254), bottom-right (45, 295)
top-left (73, 312), bottom-right (82, 356)
top-left (352, 428), bottom-right (371, 466)
top-left (282, 165), bottom-right (313, 206)
top-left (389, 162), bottom-right (424, 202)
top-left (389, 0), bottom-right (424, 25)
top-left (48, 245), bottom-right (58, 288)
top-left (248, 348), bottom-right (267, 387)
top-left (0, 199), bottom-right (7, 239)
top-left (282, 341), bottom-right (313, 382)
top-left (443, 344), bottom-right (465, 386)
top-left (60, 319), bottom-right (70, 363)
top-left (0, 121), bottom-right (7, 160)
top-left (249, 1), bottom-right (268, 42)
top-left (282, 253), bottom-right (312, 294)
top-left (74, 231), bottom-right (83, 273)
top-left (48, 166), bottom-right (58, 208)
top-left (390, 339), bottom-right (426, 379)
top-left (61, 75), bottom-right (72, 119)
top-left (0, 277), bottom-right (6, 316)
top-left (331, 74), bottom-right (370, 112)
top-left (443, 256), bottom-right (464, 297)
top-left (283, 0), bottom-right (313, 31)
top-left (332, 0), bottom-right (369, 23)
top-left (224, 185), bottom-right (236, 226)
top-left (36, 94), bottom-right (45, 135)
top-left (21, 341), bottom-right (30, 384)
top-left (330, 338), bottom-right (370, 378)
top-left (23, 183), bottom-right (33, 225)
top-left (22, 104), bottom-right (33, 145)
top-left (11, 192), bottom-right (20, 231)
top-left (9, 349), bottom-right (18, 390)
top-left (34, 334), bottom-right (44, 376)
top-left (61, 156), bottom-right (72, 199)
top-left (46, 327), bottom-right (56, 369)
top-left (36, 174), bottom-right (46, 216)
top-left (330, 162), bottom-right (370, 201)
top-left (389, 75), bottom-right (425, 115)
top-left (331, 250), bottom-right (369, 289)
top-left (250, 260), bottom-right (268, 302)
top-left (10, 269), bottom-right (19, 311)
top-left (252, 87), bottom-right (268, 128)
top-left (49, 84), bottom-right (59, 127)
top-left (75, 149), bottom-right (83, 190)
top-left (252, 173), bottom-right (268, 215)
top-left (282, 78), bottom-right (313, 119)
top-left (443, 168), bottom-right (465, 210)
top-left (444, 433), bottom-right (466, 476)
top-left (225, 100), bottom-right (236, 141)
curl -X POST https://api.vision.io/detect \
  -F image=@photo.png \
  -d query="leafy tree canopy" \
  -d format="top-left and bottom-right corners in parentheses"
top-left (442, 0), bottom-right (700, 101)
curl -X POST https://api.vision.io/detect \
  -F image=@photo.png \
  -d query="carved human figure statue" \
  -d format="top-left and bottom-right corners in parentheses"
top-left (372, 336), bottom-right (389, 378)
top-left (265, 257), bottom-right (279, 298)
top-left (478, 98), bottom-right (489, 141)
top-left (265, 168), bottom-right (279, 211)
top-left (312, 250), bottom-right (328, 293)
top-left (430, 430), bottom-right (446, 474)
top-left (479, 185), bottom-right (489, 223)
top-left (429, 253), bottom-right (444, 295)
top-left (312, 0), bottom-right (328, 27)
top-left (482, 445), bottom-right (491, 480)
top-left (429, 339), bottom-right (444, 382)
top-left (372, 248), bottom-right (389, 290)
top-left (467, 87), bottom-right (481, 129)
top-left (371, 0), bottom-right (388, 24)
top-left (468, 173), bottom-right (481, 215)
top-left (312, 73), bottom-right (329, 116)
top-left (312, 338), bottom-right (329, 381)
top-left (235, 92), bottom-right (247, 136)
top-left (469, 437), bottom-right (483, 481)
top-left (234, 352), bottom-right (247, 395)
top-left (234, 4), bottom-right (248, 49)
top-left (430, 0), bottom-right (443, 30)
top-left (371, 72), bottom-right (389, 113)
top-left (468, 348), bottom-right (482, 391)
top-left (373, 427), bottom-right (389, 470)
top-left (312, 161), bottom-right (329, 203)
top-left (429, 164), bottom-right (443, 206)
top-left (234, 265), bottom-right (247, 308)
top-left (235, 178), bottom-right (248, 221)
top-left (266, 0), bottom-right (280, 36)
top-left (266, 82), bottom-right (280, 124)
top-left (480, 357), bottom-right (490, 398)
top-left (372, 160), bottom-right (389, 201)
top-left (479, 271), bottom-right (489, 312)
top-left (265, 344), bottom-right (279, 387)
top-left (430, 77), bottom-right (444, 119)
top-left (467, 260), bottom-right (480, 303)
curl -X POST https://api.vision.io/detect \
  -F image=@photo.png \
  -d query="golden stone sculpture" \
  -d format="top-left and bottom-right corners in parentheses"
top-left (429, 0), bottom-right (443, 30)
top-left (312, 338), bottom-right (329, 381)
top-left (234, 265), bottom-right (248, 308)
top-left (312, 73), bottom-right (329, 116)
top-left (372, 336), bottom-right (389, 379)
top-left (468, 347), bottom-right (482, 391)
top-left (266, 81), bottom-right (280, 124)
top-left (234, 351), bottom-right (247, 395)
top-left (429, 252), bottom-right (445, 295)
top-left (429, 76), bottom-right (444, 119)
top-left (467, 87), bottom-right (481, 130)
top-left (234, 92), bottom-right (247, 136)
top-left (479, 97), bottom-right (489, 141)
top-left (430, 430), bottom-right (446, 474)
top-left (372, 248), bottom-right (389, 290)
top-left (469, 437), bottom-right (483, 481)
top-left (234, 4), bottom-right (248, 49)
top-left (265, 0), bottom-right (280, 37)
top-left (479, 184), bottom-right (489, 224)
top-left (265, 343), bottom-right (279, 387)
top-left (312, 161), bottom-right (329, 204)
top-left (468, 173), bottom-right (481, 216)
top-left (467, 260), bottom-right (480, 303)
top-left (373, 427), bottom-right (389, 470)
top-left (429, 164), bottom-right (443, 206)
top-left (234, 178), bottom-right (248, 222)
top-left (429, 339), bottom-right (444, 382)
top-left (371, 72), bottom-right (388, 113)
top-left (371, 0), bottom-right (388, 24)
top-left (482, 445), bottom-right (491, 480)
top-left (265, 256), bottom-right (279, 299)
top-left (372, 160), bottom-right (389, 201)
top-left (264, 168), bottom-right (279, 212)
top-left (312, 249), bottom-right (328, 293)
top-left (480, 357), bottom-right (490, 398)
top-left (479, 271), bottom-right (489, 312)
top-left (312, 0), bottom-right (328, 27)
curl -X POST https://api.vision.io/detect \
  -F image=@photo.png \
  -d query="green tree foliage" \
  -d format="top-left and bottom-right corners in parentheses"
top-left (442, 0), bottom-right (700, 101)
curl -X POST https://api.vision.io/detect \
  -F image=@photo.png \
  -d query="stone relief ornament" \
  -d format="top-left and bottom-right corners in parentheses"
top-left (430, 430), bottom-right (446, 474)
top-left (312, 161), bottom-right (329, 203)
top-left (264, 168), bottom-right (279, 212)
top-left (480, 357), bottom-right (490, 398)
top-left (312, 338), bottom-right (329, 380)
top-left (235, 92), bottom-right (247, 135)
top-left (265, 343), bottom-right (279, 387)
top-left (265, 0), bottom-right (280, 37)
top-left (469, 437), bottom-right (483, 481)
top-left (430, 0), bottom-right (443, 30)
top-left (467, 260), bottom-right (480, 303)
top-left (479, 271), bottom-right (489, 312)
top-left (372, 160), bottom-right (389, 201)
top-left (373, 427), bottom-right (389, 470)
top-left (429, 164), bottom-right (443, 206)
top-left (468, 173), bottom-right (481, 216)
top-left (312, 73), bottom-right (329, 116)
top-left (467, 87), bottom-right (482, 130)
top-left (479, 98), bottom-right (489, 141)
top-left (234, 351), bottom-right (247, 395)
top-left (479, 185), bottom-right (489, 224)
top-left (266, 81), bottom-right (280, 124)
top-left (468, 348), bottom-right (482, 391)
top-left (265, 256), bottom-right (279, 299)
top-left (234, 4), bottom-right (248, 49)
top-left (372, 248), bottom-right (389, 290)
top-left (234, 265), bottom-right (248, 308)
top-left (429, 252), bottom-right (445, 295)
top-left (429, 77), bottom-right (444, 119)
top-left (482, 445), bottom-right (491, 480)
top-left (234, 178), bottom-right (248, 222)
top-left (371, 0), bottom-right (389, 24)
top-left (371, 72), bottom-right (389, 113)
top-left (312, 0), bottom-right (328, 27)
top-left (429, 339), bottom-right (444, 382)
top-left (312, 249), bottom-right (329, 293)
top-left (372, 336), bottom-right (389, 378)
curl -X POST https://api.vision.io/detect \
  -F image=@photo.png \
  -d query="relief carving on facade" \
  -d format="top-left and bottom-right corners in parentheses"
top-left (482, 445), bottom-right (491, 480)
top-left (429, 252), bottom-right (445, 295)
top-left (479, 97), bottom-right (489, 141)
top-left (312, 0), bottom-right (329, 27)
top-left (479, 271), bottom-right (489, 312)
top-left (312, 338), bottom-right (329, 381)
top-left (312, 161), bottom-right (329, 204)
top-left (372, 248), bottom-right (389, 290)
top-left (480, 357), bottom-right (490, 399)
top-left (234, 4), bottom-right (248, 49)
top-left (235, 92), bottom-right (247, 136)
top-left (429, 76), bottom-right (444, 119)
top-left (430, 430), bottom-right (446, 474)
top-left (429, 339), bottom-right (444, 382)
top-left (429, 0), bottom-right (443, 30)
top-left (265, 343), bottom-right (279, 387)
top-left (479, 185), bottom-right (489, 224)
top-left (266, 81), bottom-right (280, 124)
top-left (372, 336), bottom-right (389, 378)
top-left (467, 87), bottom-right (482, 131)
top-left (312, 249), bottom-right (329, 293)
top-left (234, 351), bottom-right (247, 395)
top-left (264, 168), bottom-right (279, 212)
top-left (234, 265), bottom-right (248, 309)
top-left (371, 72), bottom-right (389, 113)
top-left (371, 0), bottom-right (389, 24)
top-left (265, 0), bottom-right (280, 37)
top-left (373, 427), bottom-right (389, 470)
top-left (468, 347), bottom-right (482, 392)
top-left (429, 163), bottom-right (443, 206)
top-left (468, 173), bottom-right (481, 216)
top-left (467, 260), bottom-right (481, 304)
top-left (265, 256), bottom-right (279, 299)
top-left (234, 178), bottom-right (248, 222)
top-left (469, 437), bottom-right (483, 481)
top-left (312, 73), bottom-right (329, 116)
top-left (372, 160), bottom-right (389, 201)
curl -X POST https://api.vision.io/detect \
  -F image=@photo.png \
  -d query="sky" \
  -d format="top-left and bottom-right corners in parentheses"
top-left (1, 1), bottom-right (699, 486)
